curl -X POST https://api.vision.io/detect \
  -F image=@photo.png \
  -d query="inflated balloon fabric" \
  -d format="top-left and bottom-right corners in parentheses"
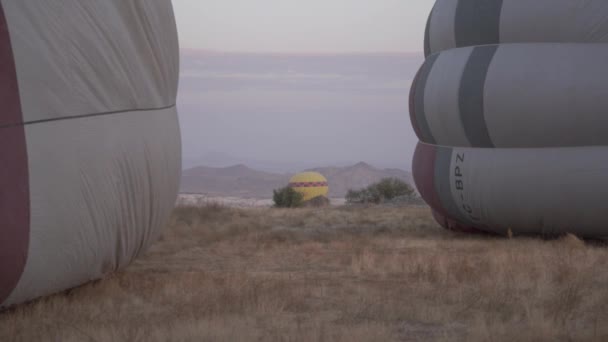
top-left (0, 1), bottom-right (180, 307)
top-left (289, 172), bottom-right (329, 202)
top-left (412, 0), bottom-right (608, 236)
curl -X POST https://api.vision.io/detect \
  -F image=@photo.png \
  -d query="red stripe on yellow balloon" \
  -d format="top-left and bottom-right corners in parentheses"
top-left (288, 172), bottom-right (329, 201)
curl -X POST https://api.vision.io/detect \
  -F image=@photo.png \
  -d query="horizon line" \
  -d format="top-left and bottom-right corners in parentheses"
top-left (180, 47), bottom-right (424, 57)
top-left (183, 161), bottom-right (409, 172)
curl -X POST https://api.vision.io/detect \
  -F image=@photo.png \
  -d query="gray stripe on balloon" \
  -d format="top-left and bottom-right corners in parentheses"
top-left (459, 45), bottom-right (497, 148)
top-left (413, 53), bottom-right (439, 145)
top-left (434, 145), bottom-right (471, 225)
top-left (455, 0), bottom-right (503, 47)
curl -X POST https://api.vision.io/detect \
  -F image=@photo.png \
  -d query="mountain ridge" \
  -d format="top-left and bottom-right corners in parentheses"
top-left (181, 162), bottom-right (413, 198)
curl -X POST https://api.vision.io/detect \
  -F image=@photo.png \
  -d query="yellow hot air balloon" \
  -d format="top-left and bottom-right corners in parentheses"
top-left (289, 172), bottom-right (329, 201)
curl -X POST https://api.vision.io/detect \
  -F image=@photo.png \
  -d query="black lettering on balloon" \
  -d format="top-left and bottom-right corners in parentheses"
top-left (455, 166), bottom-right (463, 177)
top-left (452, 151), bottom-right (483, 226)
top-left (456, 180), bottom-right (464, 190)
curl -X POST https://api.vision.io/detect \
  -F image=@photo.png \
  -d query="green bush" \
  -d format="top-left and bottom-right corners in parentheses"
top-left (346, 178), bottom-right (415, 204)
top-left (273, 186), bottom-right (304, 208)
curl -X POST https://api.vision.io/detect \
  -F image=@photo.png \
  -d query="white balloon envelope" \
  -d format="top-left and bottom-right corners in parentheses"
top-left (412, 0), bottom-right (608, 237)
top-left (0, 1), bottom-right (180, 307)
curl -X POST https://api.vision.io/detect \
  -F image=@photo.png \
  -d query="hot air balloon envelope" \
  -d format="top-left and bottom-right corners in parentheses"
top-left (289, 172), bottom-right (329, 202)
top-left (412, 0), bottom-right (608, 237)
top-left (0, 1), bottom-right (180, 308)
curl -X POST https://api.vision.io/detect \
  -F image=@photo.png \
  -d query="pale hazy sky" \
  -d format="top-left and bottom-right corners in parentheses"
top-left (173, 0), bottom-right (434, 53)
top-left (174, 1), bottom-right (433, 172)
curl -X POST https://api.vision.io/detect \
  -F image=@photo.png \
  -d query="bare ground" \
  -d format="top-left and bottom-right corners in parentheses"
top-left (1, 205), bottom-right (608, 341)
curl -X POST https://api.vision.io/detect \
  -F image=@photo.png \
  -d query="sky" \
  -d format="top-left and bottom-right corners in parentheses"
top-left (172, 1), bottom-right (434, 172)
top-left (172, 0), bottom-right (434, 53)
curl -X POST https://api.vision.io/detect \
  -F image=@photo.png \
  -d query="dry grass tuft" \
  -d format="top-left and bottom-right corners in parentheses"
top-left (559, 233), bottom-right (587, 249)
top-left (1, 205), bottom-right (608, 341)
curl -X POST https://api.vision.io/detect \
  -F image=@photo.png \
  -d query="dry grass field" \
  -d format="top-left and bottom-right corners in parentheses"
top-left (2, 205), bottom-right (608, 341)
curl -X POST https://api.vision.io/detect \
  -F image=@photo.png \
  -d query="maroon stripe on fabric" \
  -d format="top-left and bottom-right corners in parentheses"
top-left (414, 143), bottom-right (487, 234)
top-left (0, 11), bottom-right (20, 126)
top-left (412, 142), bottom-right (443, 212)
top-left (431, 209), bottom-right (486, 234)
top-left (0, 4), bottom-right (30, 305)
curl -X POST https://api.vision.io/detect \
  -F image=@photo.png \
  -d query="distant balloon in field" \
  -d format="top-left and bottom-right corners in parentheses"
top-left (411, 0), bottom-right (608, 237)
top-left (289, 172), bottom-right (329, 202)
top-left (0, 1), bottom-right (180, 308)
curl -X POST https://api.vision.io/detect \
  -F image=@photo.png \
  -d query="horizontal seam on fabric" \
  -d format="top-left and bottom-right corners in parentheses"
top-left (0, 104), bottom-right (176, 129)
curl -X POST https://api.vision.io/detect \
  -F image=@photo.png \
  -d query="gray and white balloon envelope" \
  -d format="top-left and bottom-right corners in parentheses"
top-left (412, 0), bottom-right (608, 236)
top-left (0, 1), bottom-right (180, 307)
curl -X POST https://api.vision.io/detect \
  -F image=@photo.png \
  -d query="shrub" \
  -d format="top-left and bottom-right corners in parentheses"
top-left (302, 195), bottom-right (331, 208)
top-left (273, 186), bottom-right (304, 208)
top-left (346, 178), bottom-right (415, 204)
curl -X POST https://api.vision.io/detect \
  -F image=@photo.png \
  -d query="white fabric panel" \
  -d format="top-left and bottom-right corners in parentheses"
top-left (423, 48), bottom-right (471, 147)
top-left (1, 0), bottom-right (179, 122)
top-left (417, 44), bottom-right (608, 148)
top-left (427, 0), bottom-right (608, 54)
top-left (4, 107), bottom-right (181, 306)
top-left (428, 0), bottom-right (457, 54)
top-left (500, 1), bottom-right (608, 44)
top-left (484, 44), bottom-right (608, 147)
top-left (448, 145), bottom-right (608, 237)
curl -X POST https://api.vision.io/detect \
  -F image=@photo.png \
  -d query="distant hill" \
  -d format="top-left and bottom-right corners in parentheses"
top-left (181, 162), bottom-right (413, 199)
top-left (309, 162), bottom-right (413, 198)
top-left (180, 164), bottom-right (290, 198)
